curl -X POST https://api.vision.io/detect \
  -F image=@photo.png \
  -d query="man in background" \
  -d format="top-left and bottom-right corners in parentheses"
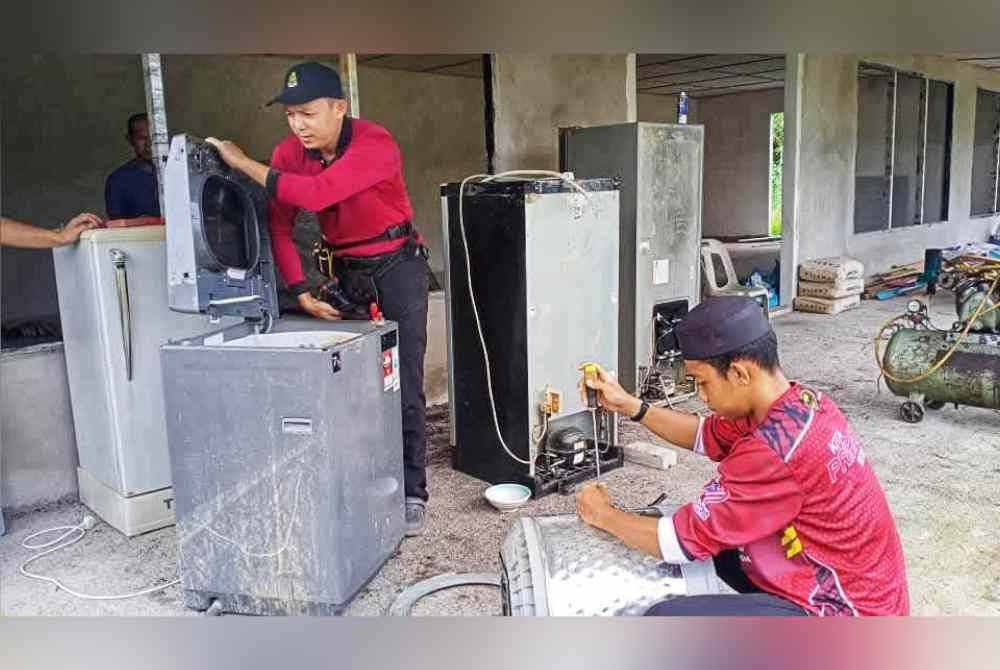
top-left (105, 112), bottom-right (160, 219)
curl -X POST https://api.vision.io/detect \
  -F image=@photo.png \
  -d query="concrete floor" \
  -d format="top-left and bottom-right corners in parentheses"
top-left (2, 295), bottom-right (999, 616)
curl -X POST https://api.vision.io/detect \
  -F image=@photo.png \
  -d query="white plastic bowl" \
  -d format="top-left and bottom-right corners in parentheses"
top-left (484, 483), bottom-right (532, 511)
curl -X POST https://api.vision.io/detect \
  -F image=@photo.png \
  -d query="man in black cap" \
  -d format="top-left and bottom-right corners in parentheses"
top-left (204, 62), bottom-right (431, 536)
top-left (576, 296), bottom-right (909, 616)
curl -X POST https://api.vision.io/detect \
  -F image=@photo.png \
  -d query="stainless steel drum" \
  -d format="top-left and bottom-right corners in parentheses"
top-left (500, 513), bottom-right (719, 616)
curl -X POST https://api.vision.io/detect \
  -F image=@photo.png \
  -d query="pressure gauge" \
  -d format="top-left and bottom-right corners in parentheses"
top-left (907, 299), bottom-right (923, 314)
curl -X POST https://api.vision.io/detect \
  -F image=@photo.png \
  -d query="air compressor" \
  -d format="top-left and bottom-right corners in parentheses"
top-left (877, 254), bottom-right (1000, 423)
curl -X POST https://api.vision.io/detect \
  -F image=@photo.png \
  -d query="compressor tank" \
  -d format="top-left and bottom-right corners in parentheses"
top-left (883, 328), bottom-right (1000, 409)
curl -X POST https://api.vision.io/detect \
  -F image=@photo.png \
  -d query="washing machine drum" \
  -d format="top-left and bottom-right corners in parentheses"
top-left (197, 173), bottom-right (260, 272)
top-left (499, 514), bottom-right (719, 616)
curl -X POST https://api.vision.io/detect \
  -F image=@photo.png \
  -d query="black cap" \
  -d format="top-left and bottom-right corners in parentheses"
top-left (266, 62), bottom-right (344, 106)
top-left (676, 296), bottom-right (772, 360)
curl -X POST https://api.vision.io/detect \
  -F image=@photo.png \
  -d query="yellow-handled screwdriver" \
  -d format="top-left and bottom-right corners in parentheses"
top-left (583, 363), bottom-right (599, 409)
top-left (583, 362), bottom-right (601, 480)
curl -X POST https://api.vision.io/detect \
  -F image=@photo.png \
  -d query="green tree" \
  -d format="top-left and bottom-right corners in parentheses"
top-left (769, 112), bottom-right (784, 236)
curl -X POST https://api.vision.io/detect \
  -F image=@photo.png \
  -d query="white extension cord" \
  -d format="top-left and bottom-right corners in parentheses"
top-left (457, 170), bottom-right (592, 466)
top-left (19, 515), bottom-right (180, 600)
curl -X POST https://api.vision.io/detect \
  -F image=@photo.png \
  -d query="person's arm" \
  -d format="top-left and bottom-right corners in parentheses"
top-left (582, 364), bottom-right (700, 450)
top-left (267, 194), bottom-right (306, 290)
top-left (583, 364), bottom-right (753, 459)
top-left (578, 441), bottom-right (803, 563)
top-left (205, 140), bottom-right (271, 187)
top-left (258, 142), bottom-right (340, 321)
top-left (205, 130), bottom-right (401, 212)
top-left (0, 214), bottom-right (102, 249)
top-left (577, 483), bottom-right (664, 557)
top-left (267, 197), bottom-right (342, 321)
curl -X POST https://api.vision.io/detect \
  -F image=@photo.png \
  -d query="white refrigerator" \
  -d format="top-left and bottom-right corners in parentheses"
top-left (53, 226), bottom-right (235, 536)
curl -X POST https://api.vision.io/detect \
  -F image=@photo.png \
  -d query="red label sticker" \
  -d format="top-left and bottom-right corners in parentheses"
top-left (382, 346), bottom-right (400, 392)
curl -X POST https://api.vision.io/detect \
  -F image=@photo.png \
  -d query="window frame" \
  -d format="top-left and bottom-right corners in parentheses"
top-left (854, 62), bottom-right (955, 234)
top-left (970, 86), bottom-right (1000, 218)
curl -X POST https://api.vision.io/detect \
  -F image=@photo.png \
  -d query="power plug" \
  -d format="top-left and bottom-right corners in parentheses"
top-left (541, 388), bottom-right (562, 416)
top-left (80, 515), bottom-right (98, 530)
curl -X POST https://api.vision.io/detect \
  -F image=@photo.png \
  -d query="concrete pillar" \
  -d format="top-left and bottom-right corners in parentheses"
top-left (625, 54), bottom-right (637, 123)
top-left (1, 344), bottom-right (80, 509)
top-left (795, 55), bottom-right (857, 265)
top-left (339, 54), bottom-right (360, 117)
top-left (490, 55), bottom-right (633, 172)
top-left (142, 54), bottom-right (169, 209)
top-left (780, 53), bottom-right (803, 308)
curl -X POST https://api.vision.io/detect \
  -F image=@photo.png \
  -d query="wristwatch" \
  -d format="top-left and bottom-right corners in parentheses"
top-left (630, 400), bottom-right (650, 423)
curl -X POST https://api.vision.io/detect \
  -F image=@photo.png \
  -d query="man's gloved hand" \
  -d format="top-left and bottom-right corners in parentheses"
top-left (297, 291), bottom-right (342, 321)
top-left (314, 280), bottom-right (372, 320)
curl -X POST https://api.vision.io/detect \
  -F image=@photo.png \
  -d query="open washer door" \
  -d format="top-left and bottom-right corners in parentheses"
top-left (163, 133), bottom-right (278, 329)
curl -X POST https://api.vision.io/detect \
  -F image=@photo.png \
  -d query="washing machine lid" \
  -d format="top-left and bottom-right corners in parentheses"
top-left (164, 134), bottom-right (278, 324)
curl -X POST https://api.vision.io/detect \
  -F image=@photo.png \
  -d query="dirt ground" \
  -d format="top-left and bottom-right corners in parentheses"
top-left (1, 295), bottom-right (998, 616)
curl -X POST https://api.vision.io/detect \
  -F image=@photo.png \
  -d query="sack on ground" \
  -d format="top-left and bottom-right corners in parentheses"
top-left (797, 278), bottom-right (865, 299)
top-left (798, 257), bottom-right (865, 283)
top-left (793, 294), bottom-right (861, 315)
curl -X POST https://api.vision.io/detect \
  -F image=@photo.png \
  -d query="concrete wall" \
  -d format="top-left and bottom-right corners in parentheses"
top-left (358, 65), bottom-right (486, 279)
top-left (161, 56), bottom-right (341, 163)
top-left (0, 55), bottom-right (308, 328)
top-left (491, 55), bottom-right (632, 171)
top-left (796, 55), bottom-right (1000, 273)
top-left (161, 57), bottom-right (478, 396)
top-left (1, 55), bottom-right (147, 327)
top-left (0, 56), bottom-right (461, 509)
top-left (166, 57), bottom-right (488, 280)
top-left (697, 88), bottom-right (785, 239)
top-left (425, 291), bottom-right (448, 406)
top-left (1, 55), bottom-right (482, 315)
top-left (639, 88), bottom-right (784, 239)
top-left (1, 343), bottom-right (79, 509)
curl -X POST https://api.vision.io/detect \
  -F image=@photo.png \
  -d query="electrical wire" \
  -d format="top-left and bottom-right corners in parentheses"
top-left (19, 517), bottom-right (181, 601)
top-left (457, 170), bottom-right (593, 466)
top-left (20, 472), bottom-right (305, 600)
top-left (531, 412), bottom-right (549, 445)
top-left (873, 274), bottom-right (1000, 384)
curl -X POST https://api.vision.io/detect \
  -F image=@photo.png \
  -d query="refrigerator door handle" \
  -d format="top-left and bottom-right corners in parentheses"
top-left (109, 248), bottom-right (133, 381)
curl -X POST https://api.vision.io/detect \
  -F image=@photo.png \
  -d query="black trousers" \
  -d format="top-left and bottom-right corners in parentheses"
top-left (644, 550), bottom-right (808, 616)
top-left (336, 244), bottom-right (429, 502)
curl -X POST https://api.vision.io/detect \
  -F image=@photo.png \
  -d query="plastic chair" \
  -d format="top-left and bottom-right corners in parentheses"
top-left (700, 238), bottom-right (770, 317)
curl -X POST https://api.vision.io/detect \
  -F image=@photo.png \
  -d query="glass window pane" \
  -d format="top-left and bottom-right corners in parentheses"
top-left (855, 65), bottom-right (894, 233)
top-left (922, 80), bottom-right (953, 223)
top-left (890, 73), bottom-right (924, 228)
top-left (971, 88), bottom-right (1000, 216)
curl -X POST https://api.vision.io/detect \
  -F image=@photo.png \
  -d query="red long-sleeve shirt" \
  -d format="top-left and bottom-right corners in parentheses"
top-left (266, 117), bottom-right (417, 289)
top-left (657, 383), bottom-right (910, 616)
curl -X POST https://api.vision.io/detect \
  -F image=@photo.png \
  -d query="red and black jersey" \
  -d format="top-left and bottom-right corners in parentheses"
top-left (658, 383), bottom-right (910, 616)
top-left (266, 117), bottom-right (419, 290)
